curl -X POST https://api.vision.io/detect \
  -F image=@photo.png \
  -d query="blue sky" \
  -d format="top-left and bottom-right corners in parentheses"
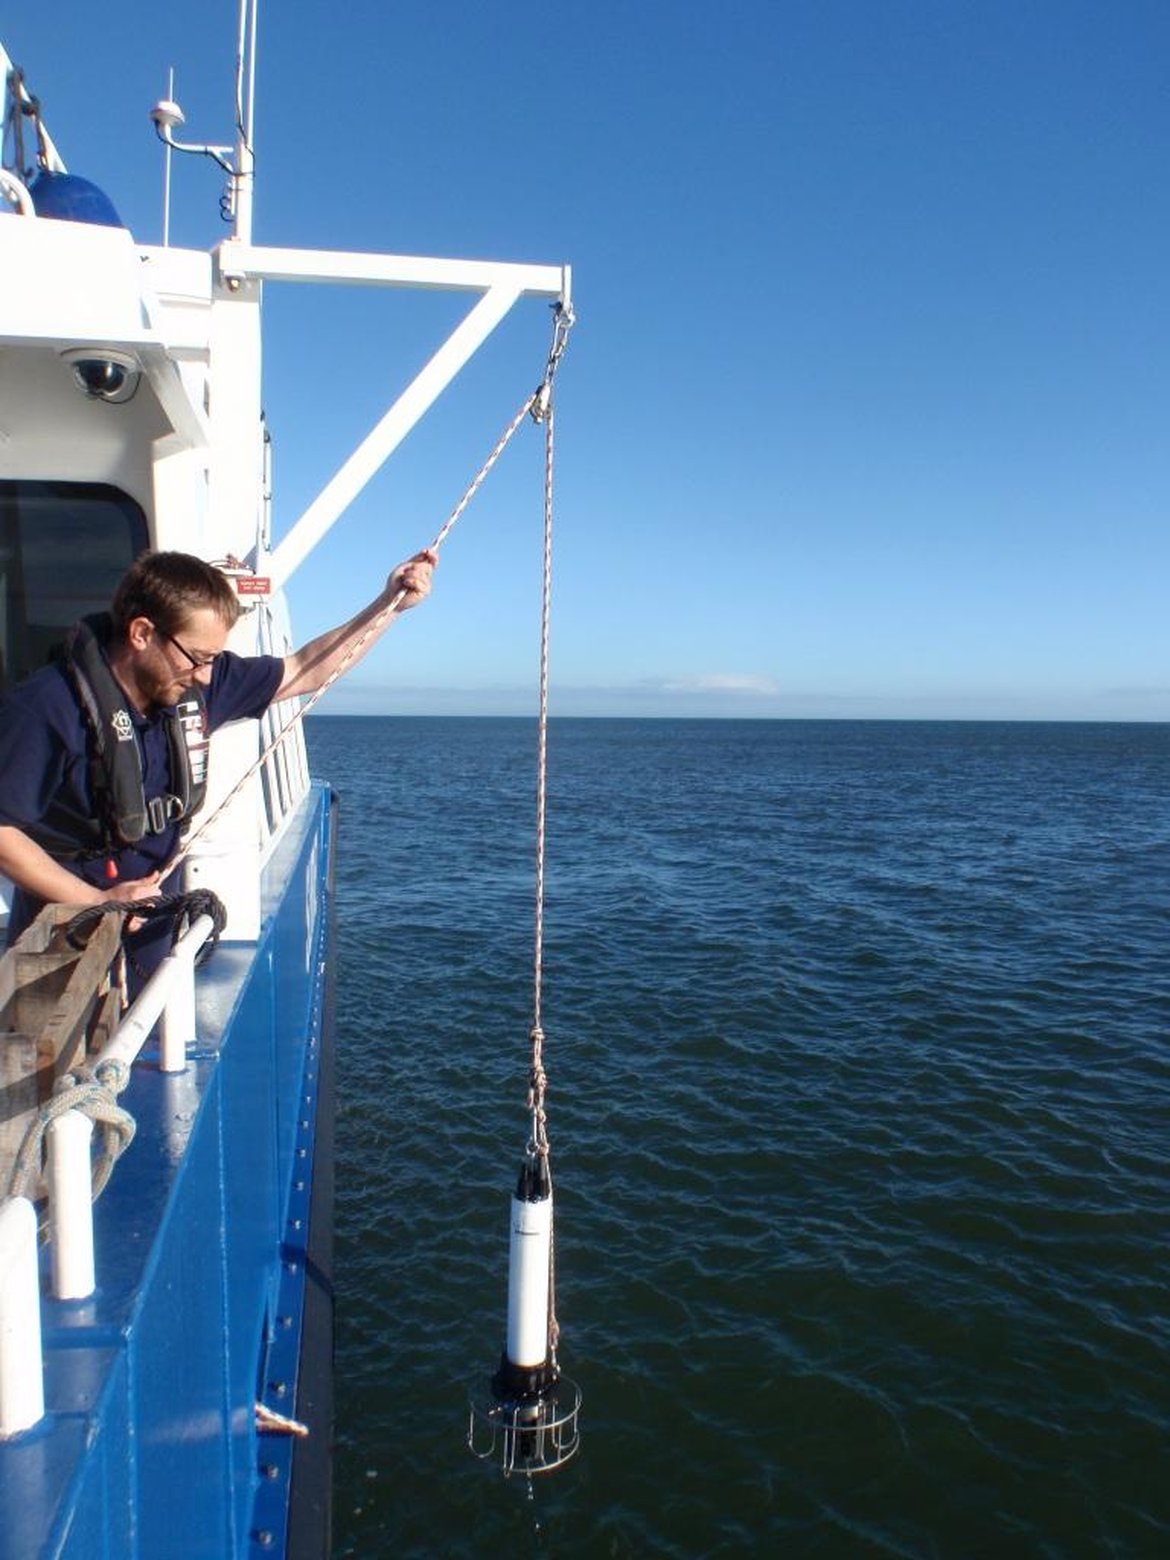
top-left (5, 2), bottom-right (1168, 718)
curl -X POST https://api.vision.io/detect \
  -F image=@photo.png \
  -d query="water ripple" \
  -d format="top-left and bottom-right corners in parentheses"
top-left (310, 717), bottom-right (1170, 1559)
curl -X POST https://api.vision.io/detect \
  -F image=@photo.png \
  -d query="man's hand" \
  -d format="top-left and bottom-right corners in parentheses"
top-left (101, 871), bottom-right (161, 932)
top-left (388, 548), bottom-right (437, 613)
top-left (276, 547), bottom-right (440, 701)
top-left (100, 872), bottom-right (161, 907)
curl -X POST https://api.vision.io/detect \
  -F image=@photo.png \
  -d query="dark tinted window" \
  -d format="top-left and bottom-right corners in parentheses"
top-left (0, 481), bottom-right (148, 690)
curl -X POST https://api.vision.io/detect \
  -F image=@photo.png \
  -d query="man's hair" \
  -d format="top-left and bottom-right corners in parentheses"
top-left (111, 551), bottom-right (241, 638)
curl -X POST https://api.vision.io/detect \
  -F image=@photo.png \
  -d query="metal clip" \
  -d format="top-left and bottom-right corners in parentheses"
top-left (530, 381), bottom-right (553, 425)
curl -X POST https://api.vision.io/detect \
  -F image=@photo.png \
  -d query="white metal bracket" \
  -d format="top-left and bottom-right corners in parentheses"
top-left (216, 242), bottom-right (571, 588)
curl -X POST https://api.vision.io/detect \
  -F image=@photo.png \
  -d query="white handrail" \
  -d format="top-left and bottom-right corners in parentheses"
top-left (0, 43), bottom-right (68, 174)
top-left (42, 913), bottom-right (215, 1313)
top-left (94, 914), bottom-right (215, 1077)
top-left (0, 166), bottom-right (34, 216)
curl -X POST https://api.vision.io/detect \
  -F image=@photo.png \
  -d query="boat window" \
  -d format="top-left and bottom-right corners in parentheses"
top-left (0, 481), bottom-right (148, 691)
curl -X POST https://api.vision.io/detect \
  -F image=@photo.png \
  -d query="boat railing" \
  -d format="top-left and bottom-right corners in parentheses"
top-left (0, 902), bottom-right (215, 1439)
top-left (1, 43), bottom-right (67, 185)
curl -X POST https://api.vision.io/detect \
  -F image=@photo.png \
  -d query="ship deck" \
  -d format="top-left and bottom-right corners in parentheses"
top-left (0, 783), bottom-right (335, 1560)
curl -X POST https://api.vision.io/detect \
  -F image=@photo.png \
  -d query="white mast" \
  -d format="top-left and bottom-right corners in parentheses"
top-left (231, 0), bottom-right (258, 244)
top-left (149, 0), bottom-right (258, 241)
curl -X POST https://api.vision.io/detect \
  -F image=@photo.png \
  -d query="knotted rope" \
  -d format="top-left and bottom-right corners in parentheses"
top-left (5, 889), bottom-right (228, 1213)
top-left (6, 1061), bottom-right (136, 1207)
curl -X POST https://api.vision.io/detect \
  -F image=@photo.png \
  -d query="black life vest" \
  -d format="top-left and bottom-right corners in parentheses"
top-left (56, 614), bottom-right (210, 853)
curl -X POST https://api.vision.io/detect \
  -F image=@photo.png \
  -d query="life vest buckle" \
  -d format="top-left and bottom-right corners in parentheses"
top-left (145, 794), bottom-right (181, 835)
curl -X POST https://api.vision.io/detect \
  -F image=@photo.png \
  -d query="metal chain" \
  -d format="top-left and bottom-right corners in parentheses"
top-left (530, 301), bottom-right (575, 426)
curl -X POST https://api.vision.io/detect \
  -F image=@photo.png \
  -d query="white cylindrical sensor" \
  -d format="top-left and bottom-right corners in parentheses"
top-left (505, 1188), bottom-right (553, 1369)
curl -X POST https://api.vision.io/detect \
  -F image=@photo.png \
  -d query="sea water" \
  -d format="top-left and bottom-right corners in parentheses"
top-left (306, 717), bottom-right (1170, 1559)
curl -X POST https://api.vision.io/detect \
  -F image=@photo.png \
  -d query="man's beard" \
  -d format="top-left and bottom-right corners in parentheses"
top-left (142, 665), bottom-right (189, 710)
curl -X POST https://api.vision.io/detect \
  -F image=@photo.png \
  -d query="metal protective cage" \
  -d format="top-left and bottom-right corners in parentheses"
top-left (467, 1375), bottom-right (582, 1477)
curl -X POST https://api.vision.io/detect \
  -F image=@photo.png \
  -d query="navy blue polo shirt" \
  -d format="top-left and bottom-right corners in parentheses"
top-left (0, 649), bottom-right (284, 941)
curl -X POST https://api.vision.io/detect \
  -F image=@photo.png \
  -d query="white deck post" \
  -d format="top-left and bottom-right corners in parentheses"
top-left (97, 914), bottom-right (214, 1076)
top-left (159, 952), bottom-right (197, 1074)
top-left (47, 1113), bottom-right (96, 1301)
top-left (0, 1197), bottom-right (45, 1438)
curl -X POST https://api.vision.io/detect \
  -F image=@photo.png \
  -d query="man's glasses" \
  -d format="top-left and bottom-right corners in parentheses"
top-left (158, 628), bottom-right (219, 671)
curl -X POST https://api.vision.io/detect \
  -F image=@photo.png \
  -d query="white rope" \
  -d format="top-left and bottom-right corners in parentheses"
top-left (522, 301), bottom-right (574, 1360)
top-left (7, 1062), bottom-right (135, 1209)
top-left (169, 386), bottom-right (546, 873)
top-left (527, 392), bottom-right (555, 1156)
top-left (528, 388), bottom-right (563, 1358)
top-left (524, 300), bottom-right (573, 1151)
top-left (177, 305), bottom-right (574, 867)
top-left (178, 305), bottom-right (575, 1355)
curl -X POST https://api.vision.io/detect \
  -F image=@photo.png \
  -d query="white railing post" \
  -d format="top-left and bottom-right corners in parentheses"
top-left (0, 1197), bottom-right (45, 1438)
top-left (47, 1113), bottom-right (96, 1301)
top-left (159, 950), bottom-right (197, 1074)
top-left (96, 914), bottom-right (213, 1077)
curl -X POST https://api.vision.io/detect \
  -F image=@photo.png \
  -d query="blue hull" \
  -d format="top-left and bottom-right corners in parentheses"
top-left (0, 785), bottom-right (336, 1560)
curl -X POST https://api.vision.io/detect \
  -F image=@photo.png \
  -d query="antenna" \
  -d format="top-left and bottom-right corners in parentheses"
top-left (148, 0), bottom-right (258, 242)
top-left (232, 0), bottom-right (258, 241)
top-left (156, 68), bottom-right (178, 246)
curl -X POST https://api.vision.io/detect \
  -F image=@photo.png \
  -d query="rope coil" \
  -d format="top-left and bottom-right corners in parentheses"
top-left (63, 887), bottom-right (228, 963)
top-left (7, 1066), bottom-right (136, 1208)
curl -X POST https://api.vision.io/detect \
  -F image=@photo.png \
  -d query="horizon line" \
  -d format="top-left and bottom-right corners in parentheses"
top-left (304, 711), bottom-right (1169, 725)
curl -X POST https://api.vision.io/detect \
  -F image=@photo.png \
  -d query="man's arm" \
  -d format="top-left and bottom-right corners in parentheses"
top-left (275, 549), bottom-right (436, 701)
top-left (0, 825), bottom-right (160, 908)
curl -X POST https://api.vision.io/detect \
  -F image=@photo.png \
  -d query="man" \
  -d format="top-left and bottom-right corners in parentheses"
top-left (0, 547), bottom-right (436, 954)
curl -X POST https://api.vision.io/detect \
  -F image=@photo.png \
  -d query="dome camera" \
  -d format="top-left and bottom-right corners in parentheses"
top-left (60, 348), bottom-right (141, 404)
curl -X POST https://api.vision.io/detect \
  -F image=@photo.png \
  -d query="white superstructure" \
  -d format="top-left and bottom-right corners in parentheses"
top-left (0, 16), bottom-right (568, 936)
